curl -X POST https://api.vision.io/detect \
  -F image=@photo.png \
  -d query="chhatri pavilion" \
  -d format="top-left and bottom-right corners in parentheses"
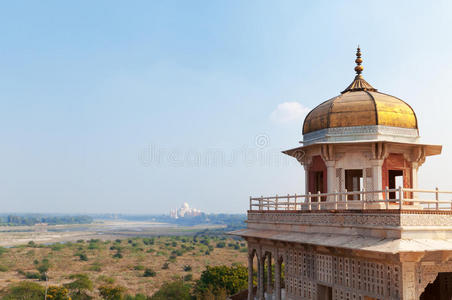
top-left (230, 48), bottom-right (452, 300)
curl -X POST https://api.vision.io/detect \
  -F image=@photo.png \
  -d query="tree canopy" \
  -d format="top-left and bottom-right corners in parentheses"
top-left (149, 280), bottom-right (191, 300)
top-left (2, 281), bottom-right (45, 300)
top-left (64, 273), bottom-right (93, 299)
top-left (194, 265), bottom-right (248, 297)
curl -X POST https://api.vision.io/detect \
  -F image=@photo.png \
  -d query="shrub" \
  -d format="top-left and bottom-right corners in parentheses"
top-left (37, 259), bottom-right (50, 274)
top-left (99, 284), bottom-right (126, 300)
top-left (2, 281), bottom-right (45, 300)
top-left (79, 253), bottom-right (89, 261)
top-left (25, 271), bottom-right (41, 279)
top-left (97, 275), bottom-right (115, 284)
top-left (161, 262), bottom-right (169, 270)
top-left (168, 255), bottom-right (176, 262)
top-left (216, 242), bottom-right (225, 248)
top-left (51, 243), bottom-right (65, 251)
top-left (28, 241), bottom-right (38, 248)
top-left (0, 246), bottom-right (8, 256)
top-left (0, 265), bottom-right (9, 272)
top-left (171, 249), bottom-right (183, 256)
top-left (143, 268), bottom-right (156, 277)
top-left (89, 262), bottom-right (102, 272)
top-left (194, 265), bottom-right (248, 297)
top-left (134, 265), bottom-right (145, 270)
top-left (142, 238), bottom-right (153, 245)
top-left (47, 286), bottom-right (71, 300)
top-left (183, 274), bottom-right (193, 281)
top-left (113, 252), bottom-right (123, 259)
top-left (64, 273), bottom-right (93, 299)
top-left (183, 265), bottom-right (192, 272)
top-left (88, 242), bottom-right (100, 250)
top-left (149, 280), bottom-right (191, 300)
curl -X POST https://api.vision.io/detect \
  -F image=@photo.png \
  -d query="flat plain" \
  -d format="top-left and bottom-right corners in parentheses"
top-left (0, 221), bottom-right (247, 297)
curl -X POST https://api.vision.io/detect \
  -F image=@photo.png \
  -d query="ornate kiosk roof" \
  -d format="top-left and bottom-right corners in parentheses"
top-left (302, 47), bottom-right (420, 145)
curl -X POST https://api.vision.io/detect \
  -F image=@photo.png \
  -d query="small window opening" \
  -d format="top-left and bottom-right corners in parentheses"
top-left (314, 171), bottom-right (324, 202)
top-left (345, 169), bottom-right (363, 200)
top-left (388, 170), bottom-right (403, 199)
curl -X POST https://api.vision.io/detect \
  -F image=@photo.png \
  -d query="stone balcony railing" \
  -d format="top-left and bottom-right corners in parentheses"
top-left (249, 187), bottom-right (452, 211)
top-left (247, 188), bottom-right (452, 239)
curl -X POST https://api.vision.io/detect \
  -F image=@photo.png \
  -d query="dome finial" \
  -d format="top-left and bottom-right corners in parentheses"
top-left (354, 46), bottom-right (363, 75)
top-left (341, 46), bottom-right (377, 93)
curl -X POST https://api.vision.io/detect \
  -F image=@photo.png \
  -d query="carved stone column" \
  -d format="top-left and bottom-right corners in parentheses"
top-left (401, 262), bottom-right (416, 300)
top-left (248, 254), bottom-right (254, 300)
top-left (371, 159), bottom-right (384, 199)
top-left (256, 253), bottom-right (261, 299)
top-left (411, 162), bottom-right (419, 190)
top-left (275, 257), bottom-right (281, 300)
top-left (258, 256), bottom-right (265, 300)
top-left (325, 161), bottom-right (336, 202)
top-left (303, 164), bottom-right (309, 195)
top-left (266, 253), bottom-right (272, 295)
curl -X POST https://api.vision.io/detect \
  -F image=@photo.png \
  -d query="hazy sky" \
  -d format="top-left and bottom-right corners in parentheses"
top-left (1, 1), bottom-right (452, 214)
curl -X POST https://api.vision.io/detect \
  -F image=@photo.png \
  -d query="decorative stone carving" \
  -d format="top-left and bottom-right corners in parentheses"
top-left (303, 125), bottom-right (419, 146)
top-left (248, 211), bottom-right (402, 227)
top-left (248, 211), bottom-right (452, 228)
top-left (250, 242), bottom-right (401, 300)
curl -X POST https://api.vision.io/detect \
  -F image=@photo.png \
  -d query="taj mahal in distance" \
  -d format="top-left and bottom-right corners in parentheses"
top-left (230, 48), bottom-right (452, 300)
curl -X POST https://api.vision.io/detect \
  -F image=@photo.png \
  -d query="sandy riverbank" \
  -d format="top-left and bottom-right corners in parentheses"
top-left (0, 220), bottom-right (225, 247)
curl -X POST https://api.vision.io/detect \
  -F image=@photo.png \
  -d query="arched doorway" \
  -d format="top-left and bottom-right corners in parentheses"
top-left (420, 272), bottom-right (452, 300)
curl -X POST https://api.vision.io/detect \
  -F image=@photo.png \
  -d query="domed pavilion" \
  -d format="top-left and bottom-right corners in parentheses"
top-left (231, 48), bottom-right (452, 300)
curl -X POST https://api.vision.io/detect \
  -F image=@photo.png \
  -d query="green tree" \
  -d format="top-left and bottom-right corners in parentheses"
top-left (37, 258), bottom-right (50, 274)
top-left (194, 265), bottom-right (248, 297)
top-left (99, 284), bottom-right (126, 300)
top-left (149, 280), bottom-right (191, 300)
top-left (2, 281), bottom-right (45, 300)
top-left (64, 273), bottom-right (93, 299)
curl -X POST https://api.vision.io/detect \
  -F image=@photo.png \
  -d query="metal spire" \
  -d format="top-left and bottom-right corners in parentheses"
top-left (354, 46), bottom-right (363, 75)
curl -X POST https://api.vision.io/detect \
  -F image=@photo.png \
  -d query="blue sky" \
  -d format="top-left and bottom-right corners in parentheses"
top-left (1, 1), bottom-right (452, 214)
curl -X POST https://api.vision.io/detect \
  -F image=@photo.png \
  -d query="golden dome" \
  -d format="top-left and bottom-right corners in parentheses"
top-left (302, 48), bottom-right (418, 135)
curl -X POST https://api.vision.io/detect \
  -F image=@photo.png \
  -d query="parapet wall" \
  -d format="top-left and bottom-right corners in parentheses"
top-left (247, 210), bottom-right (452, 239)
